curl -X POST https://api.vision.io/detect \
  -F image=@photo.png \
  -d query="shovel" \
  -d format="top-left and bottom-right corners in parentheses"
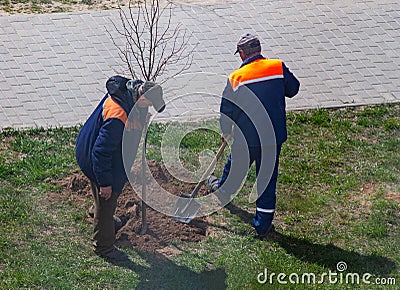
top-left (172, 140), bottom-right (227, 223)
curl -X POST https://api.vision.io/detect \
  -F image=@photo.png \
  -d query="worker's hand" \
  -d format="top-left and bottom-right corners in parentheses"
top-left (99, 186), bottom-right (112, 200)
top-left (221, 133), bottom-right (233, 143)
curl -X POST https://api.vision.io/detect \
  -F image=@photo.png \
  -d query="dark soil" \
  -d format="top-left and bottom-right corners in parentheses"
top-left (54, 160), bottom-right (209, 253)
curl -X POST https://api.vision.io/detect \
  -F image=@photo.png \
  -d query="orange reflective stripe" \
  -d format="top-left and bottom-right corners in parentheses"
top-left (229, 59), bottom-right (283, 91)
top-left (102, 96), bottom-right (127, 125)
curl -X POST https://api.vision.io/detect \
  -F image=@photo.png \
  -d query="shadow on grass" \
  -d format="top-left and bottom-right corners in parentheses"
top-left (225, 203), bottom-right (397, 276)
top-left (110, 251), bottom-right (227, 290)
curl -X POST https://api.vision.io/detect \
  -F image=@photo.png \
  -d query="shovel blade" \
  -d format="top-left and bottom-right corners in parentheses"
top-left (172, 195), bottom-right (201, 224)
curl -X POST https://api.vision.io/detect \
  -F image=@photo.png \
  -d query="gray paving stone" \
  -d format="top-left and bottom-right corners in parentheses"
top-left (1, 0), bottom-right (400, 129)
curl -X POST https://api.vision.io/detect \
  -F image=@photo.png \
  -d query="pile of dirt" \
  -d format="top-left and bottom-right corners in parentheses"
top-left (55, 160), bottom-right (209, 253)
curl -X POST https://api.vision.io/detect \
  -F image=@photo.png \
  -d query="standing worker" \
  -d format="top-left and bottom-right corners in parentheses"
top-left (76, 75), bottom-right (165, 262)
top-left (207, 33), bottom-right (300, 238)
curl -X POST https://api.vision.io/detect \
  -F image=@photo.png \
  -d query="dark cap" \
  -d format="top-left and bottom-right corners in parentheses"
top-left (234, 33), bottom-right (261, 55)
top-left (106, 75), bottom-right (130, 99)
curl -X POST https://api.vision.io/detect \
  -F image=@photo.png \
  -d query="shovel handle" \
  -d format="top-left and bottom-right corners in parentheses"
top-left (189, 140), bottom-right (227, 198)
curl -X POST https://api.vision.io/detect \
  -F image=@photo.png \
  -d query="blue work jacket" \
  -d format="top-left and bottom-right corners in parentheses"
top-left (220, 55), bottom-right (300, 146)
top-left (75, 76), bottom-right (146, 193)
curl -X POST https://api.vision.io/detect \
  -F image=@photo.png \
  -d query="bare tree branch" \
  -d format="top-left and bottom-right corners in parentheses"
top-left (109, 0), bottom-right (197, 82)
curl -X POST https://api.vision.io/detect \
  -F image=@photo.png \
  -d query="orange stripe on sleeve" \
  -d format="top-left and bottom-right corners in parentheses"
top-left (102, 97), bottom-right (128, 125)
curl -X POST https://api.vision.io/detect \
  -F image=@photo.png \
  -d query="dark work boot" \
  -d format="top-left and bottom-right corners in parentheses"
top-left (94, 246), bottom-right (129, 263)
top-left (208, 175), bottom-right (233, 206)
top-left (254, 224), bottom-right (275, 240)
top-left (253, 210), bottom-right (275, 240)
top-left (207, 175), bottom-right (219, 193)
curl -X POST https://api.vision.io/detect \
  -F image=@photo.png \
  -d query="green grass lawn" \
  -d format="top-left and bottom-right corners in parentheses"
top-left (0, 104), bottom-right (399, 289)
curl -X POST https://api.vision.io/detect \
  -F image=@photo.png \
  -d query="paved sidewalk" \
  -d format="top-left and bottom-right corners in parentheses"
top-left (0, 0), bottom-right (399, 129)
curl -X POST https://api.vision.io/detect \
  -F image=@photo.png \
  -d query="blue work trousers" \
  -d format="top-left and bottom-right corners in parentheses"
top-left (218, 143), bottom-right (282, 234)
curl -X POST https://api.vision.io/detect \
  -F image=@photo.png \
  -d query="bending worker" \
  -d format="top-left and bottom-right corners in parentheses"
top-left (76, 75), bottom-right (165, 262)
